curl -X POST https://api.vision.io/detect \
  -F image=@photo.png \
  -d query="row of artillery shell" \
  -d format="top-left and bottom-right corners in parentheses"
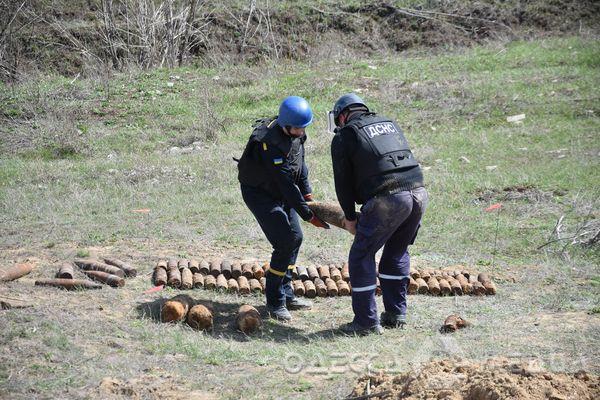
top-left (154, 259), bottom-right (496, 296)
top-left (408, 273), bottom-right (496, 296)
top-left (154, 259), bottom-right (350, 284)
top-left (155, 259), bottom-right (269, 281)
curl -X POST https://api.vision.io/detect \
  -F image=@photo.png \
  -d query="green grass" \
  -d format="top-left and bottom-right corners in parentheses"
top-left (0, 36), bottom-right (599, 399)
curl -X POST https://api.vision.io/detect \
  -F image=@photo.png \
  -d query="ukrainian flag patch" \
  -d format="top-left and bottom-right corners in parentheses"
top-left (273, 158), bottom-right (283, 165)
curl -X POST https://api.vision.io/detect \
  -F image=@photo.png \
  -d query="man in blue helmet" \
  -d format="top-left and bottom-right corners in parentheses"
top-left (329, 93), bottom-right (428, 335)
top-left (237, 96), bottom-right (330, 321)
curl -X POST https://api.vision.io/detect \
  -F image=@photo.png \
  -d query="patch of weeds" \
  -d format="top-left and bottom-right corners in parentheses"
top-left (20, 144), bottom-right (82, 161)
top-left (589, 307), bottom-right (600, 315)
top-left (44, 242), bottom-right (56, 249)
top-left (293, 379), bottom-right (313, 392)
top-left (76, 249), bottom-right (90, 258)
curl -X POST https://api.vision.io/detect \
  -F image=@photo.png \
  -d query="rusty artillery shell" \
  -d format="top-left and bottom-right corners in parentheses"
top-left (103, 258), bottom-right (137, 277)
top-left (241, 263), bottom-right (254, 279)
top-left (420, 269), bottom-right (431, 281)
top-left (441, 314), bottom-right (470, 333)
top-left (478, 273), bottom-right (491, 284)
top-left (221, 260), bottom-right (232, 279)
top-left (237, 276), bottom-right (250, 294)
top-left (307, 201), bottom-right (346, 229)
top-left (178, 259), bottom-right (189, 270)
top-left (318, 265), bottom-right (330, 280)
top-left (329, 265), bottom-right (342, 282)
top-left (249, 278), bottom-right (262, 293)
top-left (427, 276), bottom-right (441, 295)
top-left (199, 259), bottom-right (210, 275)
top-left (228, 278), bottom-right (239, 293)
top-left (189, 259), bottom-right (200, 274)
top-left (167, 265), bottom-right (181, 288)
top-left (483, 280), bottom-right (496, 295)
top-left (204, 275), bottom-right (216, 289)
top-left (237, 304), bottom-right (261, 334)
top-left (314, 278), bottom-right (327, 297)
top-left (187, 304), bottom-right (213, 331)
top-left (472, 281), bottom-right (486, 295)
top-left (156, 259), bottom-right (168, 269)
top-left (83, 270), bottom-right (125, 287)
top-left (303, 280), bottom-right (316, 298)
top-left (253, 264), bottom-right (264, 280)
top-left (447, 277), bottom-right (463, 295)
top-left (216, 274), bottom-right (228, 291)
top-left (193, 273), bottom-right (204, 288)
top-left (336, 280), bottom-right (350, 296)
top-left (415, 278), bottom-right (428, 294)
top-left (293, 280), bottom-right (305, 296)
top-left (291, 265), bottom-right (298, 280)
top-left (231, 262), bottom-right (242, 279)
top-left (57, 263), bottom-right (75, 279)
top-left (468, 274), bottom-right (478, 284)
top-left (296, 265), bottom-right (309, 281)
top-left (35, 278), bottom-right (103, 290)
top-left (408, 277), bottom-right (418, 294)
top-left (438, 278), bottom-right (452, 295)
top-left (307, 266), bottom-right (319, 280)
top-left (167, 258), bottom-right (178, 270)
top-left (153, 266), bottom-right (168, 286)
top-left (74, 259), bottom-right (124, 278)
top-left (461, 270), bottom-right (470, 280)
top-left (456, 274), bottom-right (469, 292)
top-left (463, 282), bottom-right (473, 295)
top-left (410, 268), bottom-right (421, 280)
top-left (181, 267), bottom-right (193, 289)
top-left (260, 277), bottom-right (266, 292)
top-left (209, 259), bottom-right (222, 278)
top-left (162, 294), bottom-right (193, 323)
top-left (325, 278), bottom-right (338, 296)
top-left (342, 262), bottom-right (350, 282)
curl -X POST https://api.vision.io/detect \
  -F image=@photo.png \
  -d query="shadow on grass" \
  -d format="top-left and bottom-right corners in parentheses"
top-left (135, 296), bottom-right (346, 343)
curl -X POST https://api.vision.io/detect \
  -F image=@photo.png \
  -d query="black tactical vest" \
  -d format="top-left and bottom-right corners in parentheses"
top-left (237, 117), bottom-right (304, 190)
top-left (345, 113), bottom-right (419, 193)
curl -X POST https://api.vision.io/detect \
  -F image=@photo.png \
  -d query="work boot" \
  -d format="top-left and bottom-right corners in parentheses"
top-left (286, 297), bottom-right (313, 311)
top-left (380, 312), bottom-right (406, 329)
top-left (339, 321), bottom-right (383, 336)
top-left (267, 305), bottom-right (292, 321)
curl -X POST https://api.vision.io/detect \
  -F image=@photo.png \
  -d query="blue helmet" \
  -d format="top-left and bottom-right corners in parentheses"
top-left (332, 93), bottom-right (368, 124)
top-left (277, 96), bottom-right (313, 128)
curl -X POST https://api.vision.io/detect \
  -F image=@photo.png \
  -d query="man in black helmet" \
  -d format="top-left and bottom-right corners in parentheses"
top-left (238, 96), bottom-right (330, 321)
top-left (329, 93), bottom-right (428, 335)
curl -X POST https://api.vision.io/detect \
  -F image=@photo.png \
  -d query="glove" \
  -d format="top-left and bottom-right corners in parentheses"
top-left (309, 215), bottom-right (330, 229)
top-left (303, 193), bottom-right (314, 202)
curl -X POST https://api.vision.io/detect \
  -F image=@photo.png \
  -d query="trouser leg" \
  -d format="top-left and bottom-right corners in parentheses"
top-left (348, 192), bottom-right (413, 327)
top-left (379, 189), bottom-right (427, 316)
top-left (241, 185), bottom-right (303, 308)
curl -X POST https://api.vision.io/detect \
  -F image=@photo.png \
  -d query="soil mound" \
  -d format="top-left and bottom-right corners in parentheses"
top-left (350, 358), bottom-right (599, 400)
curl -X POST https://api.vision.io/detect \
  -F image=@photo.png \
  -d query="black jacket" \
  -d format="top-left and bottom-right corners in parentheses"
top-left (238, 118), bottom-right (313, 221)
top-left (331, 112), bottom-right (424, 220)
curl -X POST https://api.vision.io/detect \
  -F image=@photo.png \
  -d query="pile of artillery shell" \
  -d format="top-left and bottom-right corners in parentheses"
top-left (153, 258), bottom-right (497, 297)
top-left (35, 257), bottom-right (135, 290)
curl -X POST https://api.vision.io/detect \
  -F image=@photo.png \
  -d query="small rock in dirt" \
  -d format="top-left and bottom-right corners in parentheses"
top-left (169, 146), bottom-right (182, 155)
top-left (485, 165), bottom-right (498, 171)
top-left (459, 156), bottom-right (471, 163)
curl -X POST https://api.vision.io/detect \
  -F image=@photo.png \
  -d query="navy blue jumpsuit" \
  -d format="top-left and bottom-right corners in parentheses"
top-left (238, 118), bottom-right (313, 308)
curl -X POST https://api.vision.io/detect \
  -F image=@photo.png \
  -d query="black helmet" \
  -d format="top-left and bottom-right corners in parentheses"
top-left (332, 93), bottom-right (368, 124)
